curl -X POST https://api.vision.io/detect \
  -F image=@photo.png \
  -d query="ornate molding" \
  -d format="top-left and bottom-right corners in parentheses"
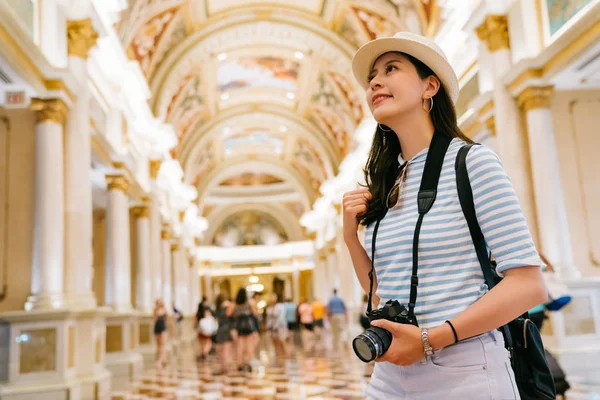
top-left (131, 205), bottom-right (150, 218)
top-left (170, 243), bottom-right (180, 252)
top-left (105, 175), bottom-right (130, 193)
top-left (30, 98), bottom-right (69, 125)
top-left (517, 86), bottom-right (555, 112)
top-left (67, 19), bottom-right (98, 59)
top-left (476, 15), bottom-right (510, 52)
top-left (178, 210), bottom-right (185, 222)
top-left (149, 160), bottom-right (162, 179)
top-left (194, 237), bottom-right (201, 246)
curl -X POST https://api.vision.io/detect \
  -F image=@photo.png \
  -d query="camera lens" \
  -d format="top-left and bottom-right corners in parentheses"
top-left (352, 326), bottom-right (392, 363)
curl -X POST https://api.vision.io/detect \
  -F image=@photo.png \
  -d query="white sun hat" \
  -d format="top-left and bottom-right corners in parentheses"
top-left (352, 32), bottom-right (459, 104)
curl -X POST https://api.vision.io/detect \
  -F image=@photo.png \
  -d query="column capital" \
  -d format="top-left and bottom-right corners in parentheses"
top-left (327, 246), bottom-right (336, 254)
top-left (30, 98), bottom-right (69, 125)
top-left (67, 19), bottom-right (98, 59)
top-left (476, 15), bottom-right (510, 52)
top-left (517, 86), bottom-right (555, 112)
top-left (106, 175), bottom-right (130, 193)
top-left (318, 254), bottom-right (327, 261)
top-left (194, 237), bottom-right (201, 246)
top-left (130, 205), bottom-right (150, 218)
top-left (333, 203), bottom-right (341, 215)
top-left (485, 116), bottom-right (497, 137)
top-left (149, 160), bottom-right (162, 179)
top-left (161, 229), bottom-right (171, 240)
top-left (179, 211), bottom-right (185, 222)
top-left (171, 243), bottom-right (180, 252)
top-left (141, 195), bottom-right (151, 203)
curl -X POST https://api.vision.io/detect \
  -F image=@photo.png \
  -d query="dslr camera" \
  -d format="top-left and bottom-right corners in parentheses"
top-left (352, 300), bottom-right (418, 363)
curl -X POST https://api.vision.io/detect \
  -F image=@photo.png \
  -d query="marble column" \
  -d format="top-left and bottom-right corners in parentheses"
top-left (64, 18), bottom-right (98, 309)
top-left (171, 242), bottom-right (181, 311)
top-left (312, 251), bottom-right (329, 302)
top-left (104, 174), bottom-right (132, 312)
top-left (292, 263), bottom-right (300, 304)
top-left (202, 264), bottom-right (211, 304)
top-left (327, 244), bottom-right (339, 293)
top-left (132, 204), bottom-right (152, 313)
top-left (517, 87), bottom-right (580, 279)
top-left (149, 160), bottom-right (162, 306)
top-left (161, 227), bottom-right (173, 309)
top-left (475, 15), bottom-right (539, 239)
top-left (26, 98), bottom-right (69, 311)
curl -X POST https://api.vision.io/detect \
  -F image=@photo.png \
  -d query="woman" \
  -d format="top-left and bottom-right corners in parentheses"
top-left (343, 32), bottom-right (547, 399)
top-left (297, 298), bottom-right (314, 351)
top-left (266, 293), bottom-right (289, 359)
top-left (153, 299), bottom-right (168, 368)
top-left (195, 296), bottom-right (214, 361)
top-left (212, 294), bottom-right (234, 375)
top-left (227, 288), bottom-right (258, 372)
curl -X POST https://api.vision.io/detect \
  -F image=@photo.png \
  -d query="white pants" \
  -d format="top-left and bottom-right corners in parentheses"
top-left (366, 330), bottom-right (520, 400)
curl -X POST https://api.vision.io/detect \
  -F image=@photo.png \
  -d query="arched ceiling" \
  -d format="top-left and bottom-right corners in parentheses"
top-left (117, 0), bottom-right (442, 244)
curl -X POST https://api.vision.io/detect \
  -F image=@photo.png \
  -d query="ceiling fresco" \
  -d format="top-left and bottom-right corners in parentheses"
top-left (117, 0), bottom-right (442, 244)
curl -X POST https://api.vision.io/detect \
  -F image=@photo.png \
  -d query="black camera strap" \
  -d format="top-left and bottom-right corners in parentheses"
top-left (368, 132), bottom-right (452, 321)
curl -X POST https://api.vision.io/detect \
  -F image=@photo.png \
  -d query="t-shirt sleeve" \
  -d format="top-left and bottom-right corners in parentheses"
top-left (465, 145), bottom-right (545, 276)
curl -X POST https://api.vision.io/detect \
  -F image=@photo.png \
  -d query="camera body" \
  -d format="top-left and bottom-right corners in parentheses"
top-left (367, 299), bottom-right (418, 327)
top-left (352, 300), bottom-right (418, 363)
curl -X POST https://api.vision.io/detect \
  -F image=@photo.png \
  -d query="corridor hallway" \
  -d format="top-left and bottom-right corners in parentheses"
top-left (112, 334), bottom-right (372, 400)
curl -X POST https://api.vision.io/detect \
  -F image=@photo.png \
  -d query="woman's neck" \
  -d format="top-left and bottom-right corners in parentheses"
top-left (386, 111), bottom-right (435, 161)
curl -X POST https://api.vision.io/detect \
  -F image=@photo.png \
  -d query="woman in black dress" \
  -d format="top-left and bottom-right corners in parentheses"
top-left (153, 299), bottom-right (168, 368)
top-left (227, 288), bottom-right (258, 372)
top-left (213, 294), bottom-right (234, 374)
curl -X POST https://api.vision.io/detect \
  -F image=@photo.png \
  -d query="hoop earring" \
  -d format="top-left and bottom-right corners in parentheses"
top-left (424, 97), bottom-right (434, 112)
top-left (378, 124), bottom-right (392, 132)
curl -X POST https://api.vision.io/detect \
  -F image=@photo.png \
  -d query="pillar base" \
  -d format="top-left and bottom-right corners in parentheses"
top-left (24, 293), bottom-right (66, 311)
top-left (105, 313), bottom-right (143, 391)
top-left (64, 293), bottom-right (98, 310)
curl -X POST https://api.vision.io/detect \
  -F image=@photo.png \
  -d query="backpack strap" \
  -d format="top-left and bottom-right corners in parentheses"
top-left (455, 144), bottom-right (513, 348)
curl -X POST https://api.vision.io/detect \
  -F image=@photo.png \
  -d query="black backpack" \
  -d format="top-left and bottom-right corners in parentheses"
top-left (455, 144), bottom-right (556, 400)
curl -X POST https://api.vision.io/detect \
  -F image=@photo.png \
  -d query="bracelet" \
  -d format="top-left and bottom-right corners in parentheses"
top-left (445, 320), bottom-right (459, 343)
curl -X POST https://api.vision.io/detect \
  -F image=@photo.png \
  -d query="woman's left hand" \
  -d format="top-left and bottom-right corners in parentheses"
top-left (370, 319), bottom-right (425, 366)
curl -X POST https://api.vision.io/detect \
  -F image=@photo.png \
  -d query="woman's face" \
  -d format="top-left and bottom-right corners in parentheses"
top-left (366, 52), bottom-right (428, 124)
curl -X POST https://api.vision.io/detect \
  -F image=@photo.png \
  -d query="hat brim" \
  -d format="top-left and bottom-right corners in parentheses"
top-left (352, 37), bottom-right (459, 104)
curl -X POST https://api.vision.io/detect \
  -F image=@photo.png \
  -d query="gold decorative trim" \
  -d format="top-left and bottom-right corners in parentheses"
top-left (171, 243), bottom-right (180, 252)
top-left (179, 211), bottom-right (185, 222)
top-left (458, 60), bottom-right (477, 85)
top-left (30, 98), bottom-right (69, 125)
top-left (485, 116), bottom-right (496, 137)
top-left (318, 255), bottom-right (327, 261)
top-left (194, 237), bottom-right (201, 246)
top-left (476, 15), bottom-right (510, 52)
top-left (508, 69), bottom-right (544, 94)
top-left (327, 247), bottom-right (335, 254)
top-left (45, 79), bottom-right (75, 101)
top-left (478, 100), bottom-right (494, 118)
top-left (141, 196), bottom-right (151, 203)
top-left (517, 86), bottom-right (555, 112)
top-left (462, 120), bottom-right (482, 139)
top-left (131, 205), bottom-right (150, 218)
top-left (308, 232), bottom-right (317, 240)
top-left (542, 19), bottom-right (600, 76)
top-left (105, 325), bottom-right (123, 353)
top-left (67, 19), bottom-right (98, 59)
top-left (161, 229), bottom-right (171, 240)
top-left (105, 175), bottom-right (130, 193)
top-left (149, 160), bottom-right (162, 179)
top-left (333, 203), bottom-right (341, 215)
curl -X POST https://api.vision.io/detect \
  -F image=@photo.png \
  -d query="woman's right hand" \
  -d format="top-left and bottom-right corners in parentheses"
top-left (342, 188), bottom-right (372, 241)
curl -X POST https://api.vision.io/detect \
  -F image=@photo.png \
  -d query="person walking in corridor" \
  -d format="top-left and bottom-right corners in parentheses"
top-left (327, 289), bottom-right (348, 352)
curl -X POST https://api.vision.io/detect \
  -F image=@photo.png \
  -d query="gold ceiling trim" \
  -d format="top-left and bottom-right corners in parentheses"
top-left (195, 153), bottom-right (317, 207)
top-left (177, 104), bottom-right (339, 178)
top-left (204, 0), bottom-right (327, 20)
top-left (150, 9), bottom-right (356, 105)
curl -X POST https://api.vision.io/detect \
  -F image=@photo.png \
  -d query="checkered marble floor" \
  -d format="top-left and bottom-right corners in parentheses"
top-left (113, 336), bottom-right (373, 399)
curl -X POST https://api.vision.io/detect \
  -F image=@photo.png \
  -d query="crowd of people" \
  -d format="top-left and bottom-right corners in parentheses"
top-left (152, 289), bottom-right (352, 373)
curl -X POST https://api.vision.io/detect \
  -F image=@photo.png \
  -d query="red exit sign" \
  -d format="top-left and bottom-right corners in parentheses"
top-left (5, 90), bottom-right (27, 106)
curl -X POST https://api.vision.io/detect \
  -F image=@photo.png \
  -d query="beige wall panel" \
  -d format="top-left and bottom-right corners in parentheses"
top-left (92, 209), bottom-right (107, 305)
top-left (551, 91), bottom-right (600, 275)
top-left (0, 108), bottom-right (35, 312)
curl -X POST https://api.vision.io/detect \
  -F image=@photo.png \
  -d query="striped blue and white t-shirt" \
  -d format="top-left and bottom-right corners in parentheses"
top-left (364, 138), bottom-right (544, 329)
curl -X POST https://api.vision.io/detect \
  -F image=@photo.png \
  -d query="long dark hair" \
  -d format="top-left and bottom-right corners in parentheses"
top-left (360, 52), bottom-right (473, 226)
top-left (235, 288), bottom-right (247, 305)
